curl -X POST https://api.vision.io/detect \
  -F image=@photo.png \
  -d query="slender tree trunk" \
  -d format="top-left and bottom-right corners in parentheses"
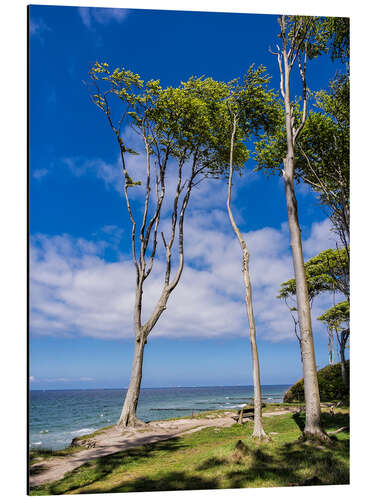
top-left (328, 331), bottom-right (335, 365)
top-left (118, 286), bottom-right (171, 429)
top-left (339, 341), bottom-right (347, 388)
top-left (283, 160), bottom-right (328, 442)
top-left (243, 249), bottom-right (268, 440)
top-left (118, 282), bottom-right (149, 429)
top-left (118, 331), bottom-right (147, 428)
top-left (227, 115), bottom-right (268, 441)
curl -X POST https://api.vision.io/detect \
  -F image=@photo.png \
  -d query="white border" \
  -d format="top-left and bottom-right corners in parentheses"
top-left (1, 1), bottom-right (374, 498)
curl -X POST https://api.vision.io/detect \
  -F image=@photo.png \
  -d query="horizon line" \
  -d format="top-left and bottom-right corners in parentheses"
top-left (29, 383), bottom-right (292, 391)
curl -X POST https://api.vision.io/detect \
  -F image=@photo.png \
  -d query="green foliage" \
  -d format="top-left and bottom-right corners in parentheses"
top-left (87, 62), bottom-right (280, 185)
top-left (278, 247), bottom-right (349, 303)
top-left (29, 412), bottom-right (349, 495)
top-left (279, 16), bottom-right (329, 60)
top-left (255, 17), bottom-right (349, 248)
top-left (88, 62), bottom-right (258, 182)
top-left (318, 301), bottom-right (349, 332)
top-left (255, 77), bottom-right (349, 189)
top-left (318, 17), bottom-right (349, 63)
top-left (283, 361), bottom-right (350, 402)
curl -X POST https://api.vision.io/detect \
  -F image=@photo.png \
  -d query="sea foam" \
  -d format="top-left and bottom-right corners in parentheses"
top-left (70, 428), bottom-right (96, 436)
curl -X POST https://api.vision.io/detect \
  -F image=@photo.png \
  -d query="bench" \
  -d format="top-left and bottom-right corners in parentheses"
top-left (232, 403), bottom-right (266, 423)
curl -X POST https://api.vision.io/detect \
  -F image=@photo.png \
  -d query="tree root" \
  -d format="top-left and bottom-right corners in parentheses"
top-left (327, 426), bottom-right (349, 435)
top-left (299, 429), bottom-right (332, 444)
top-left (251, 429), bottom-right (271, 442)
top-left (117, 415), bottom-right (147, 430)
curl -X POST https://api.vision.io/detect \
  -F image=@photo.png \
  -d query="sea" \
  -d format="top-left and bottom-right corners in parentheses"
top-left (29, 385), bottom-right (289, 450)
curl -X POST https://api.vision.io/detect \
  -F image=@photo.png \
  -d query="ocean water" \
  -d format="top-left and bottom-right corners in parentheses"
top-left (29, 385), bottom-right (289, 450)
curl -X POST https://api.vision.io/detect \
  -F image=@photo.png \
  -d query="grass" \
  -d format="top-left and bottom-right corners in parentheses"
top-left (29, 446), bottom-right (84, 466)
top-left (29, 408), bottom-right (349, 495)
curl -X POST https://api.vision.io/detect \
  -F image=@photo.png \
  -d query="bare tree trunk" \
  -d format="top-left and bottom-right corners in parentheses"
top-left (227, 115), bottom-right (268, 441)
top-left (118, 285), bottom-right (171, 429)
top-left (118, 331), bottom-right (147, 428)
top-left (340, 344), bottom-right (347, 387)
top-left (328, 331), bottom-right (335, 365)
top-left (283, 168), bottom-right (327, 440)
top-left (338, 333), bottom-right (348, 388)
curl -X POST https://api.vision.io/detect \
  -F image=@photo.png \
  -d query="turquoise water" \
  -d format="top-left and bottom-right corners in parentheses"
top-left (29, 385), bottom-right (289, 450)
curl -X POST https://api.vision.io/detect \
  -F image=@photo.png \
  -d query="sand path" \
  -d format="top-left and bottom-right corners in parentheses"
top-left (29, 410), bottom-right (290, 488)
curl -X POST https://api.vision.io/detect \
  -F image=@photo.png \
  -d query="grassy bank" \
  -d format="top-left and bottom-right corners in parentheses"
top-left (29, 407), bottom-right (349, 495)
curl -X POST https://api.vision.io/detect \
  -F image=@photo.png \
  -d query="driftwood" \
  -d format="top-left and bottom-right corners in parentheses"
top-left (327, 426), bottom-right (349, 435)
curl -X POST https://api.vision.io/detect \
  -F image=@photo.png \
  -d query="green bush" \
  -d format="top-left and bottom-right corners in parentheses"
top-left (283, 361), bottom-right (349, 403)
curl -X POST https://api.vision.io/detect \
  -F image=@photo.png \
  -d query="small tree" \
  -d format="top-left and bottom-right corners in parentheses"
top-left (87, 64), bottom-right (248, 427)
top-left (278, 247), bottom-right (349, 364)
top-left (318, 301), bottom-right (349, 386)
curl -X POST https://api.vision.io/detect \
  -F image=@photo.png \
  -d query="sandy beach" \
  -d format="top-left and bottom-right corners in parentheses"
top-left (29, 409), bottom-right (291, 487)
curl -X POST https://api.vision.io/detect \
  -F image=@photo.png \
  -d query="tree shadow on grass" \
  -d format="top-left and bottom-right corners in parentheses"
top-left (34, 437), bottom-right (188, 496)
top-left (31, 415), bottom-right (350, 495)
top-left (108, 471), bottom-right (219, 493)
top-left (29, 463), bottom-right (50, 476)
top-left (292, 410), bottom-right (349, 436)
top-left (196, 457), bottom-right (230, 471)
top-left (193, 431), bottom-right (349, 490)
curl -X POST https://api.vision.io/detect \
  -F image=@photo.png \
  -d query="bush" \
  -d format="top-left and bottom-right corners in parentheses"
top-left (283, 361), bottom-right (349, 403)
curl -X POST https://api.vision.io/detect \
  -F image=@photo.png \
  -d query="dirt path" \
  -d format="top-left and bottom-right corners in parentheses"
top-left (29, 410), bottom-right (291, 488)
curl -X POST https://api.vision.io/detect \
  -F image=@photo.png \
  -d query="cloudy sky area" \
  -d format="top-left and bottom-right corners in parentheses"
top-left (29, 5), bottom-right (346, 389)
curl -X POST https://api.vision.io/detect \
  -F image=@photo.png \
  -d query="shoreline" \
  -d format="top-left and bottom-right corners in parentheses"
top-left (29, 404), bottom-right (350, 493)
top-left (29, 386), bottom-right (289, 451)
top-left (29, 405), bottom-right (302, 487)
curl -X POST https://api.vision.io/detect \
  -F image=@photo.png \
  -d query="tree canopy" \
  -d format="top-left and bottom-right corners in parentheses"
top-left (317, 301), bottom-right (349, 332)
top-left (278, 247), bottom-right (349, 304)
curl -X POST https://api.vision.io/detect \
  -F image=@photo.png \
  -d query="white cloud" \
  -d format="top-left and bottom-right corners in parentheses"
top-left (78, 7), bottom-right (128, 30)
top-left (30, 213), bottom-right (339, 343)
top-left (33, 168), bottom-right (49, 180)
top-left (303, 218), bottom-right (338, 258)
top-left (62, 157), bottom-right (124, 193)
top-left (29, 376), bottom-right (35, 382)
top-left (29, 17), bottom-right (51, 41)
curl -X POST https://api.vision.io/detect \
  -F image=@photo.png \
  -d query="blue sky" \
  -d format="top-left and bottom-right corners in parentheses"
top-left (29, 5), bottom-right (347, 390)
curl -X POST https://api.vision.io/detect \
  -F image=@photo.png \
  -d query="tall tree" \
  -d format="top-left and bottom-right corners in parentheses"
top-left (318, 301), bottom-right (349, 386)
top-left (268, 16), bottom-right (329, 441)
top-left (256, 18), bottom-right (349, 254)
top-left (225, 67), bottom-right (278, 440)
top-left (87, 63), bottom-right (248, 428)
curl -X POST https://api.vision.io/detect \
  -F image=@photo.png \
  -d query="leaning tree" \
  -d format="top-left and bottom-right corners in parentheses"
top-left (87, 63), bottom-right (248, 428)
top-left (278, 246), bottom-right (349, 366)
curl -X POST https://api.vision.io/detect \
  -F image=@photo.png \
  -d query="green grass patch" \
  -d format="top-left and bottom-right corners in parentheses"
top-left (29, 411), bottom-right (349, 495)
top-left (29, 445), bottom-right (85, 468)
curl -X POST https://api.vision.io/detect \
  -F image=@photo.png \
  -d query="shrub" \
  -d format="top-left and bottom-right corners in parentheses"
top-left (283, 361), bottom-right (349, 403)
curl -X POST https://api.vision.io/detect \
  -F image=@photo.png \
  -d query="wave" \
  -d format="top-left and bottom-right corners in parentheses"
top-left (70, 427), bottom-right (96, 436)
top-left (150, 408), bottom-right (214, 412)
